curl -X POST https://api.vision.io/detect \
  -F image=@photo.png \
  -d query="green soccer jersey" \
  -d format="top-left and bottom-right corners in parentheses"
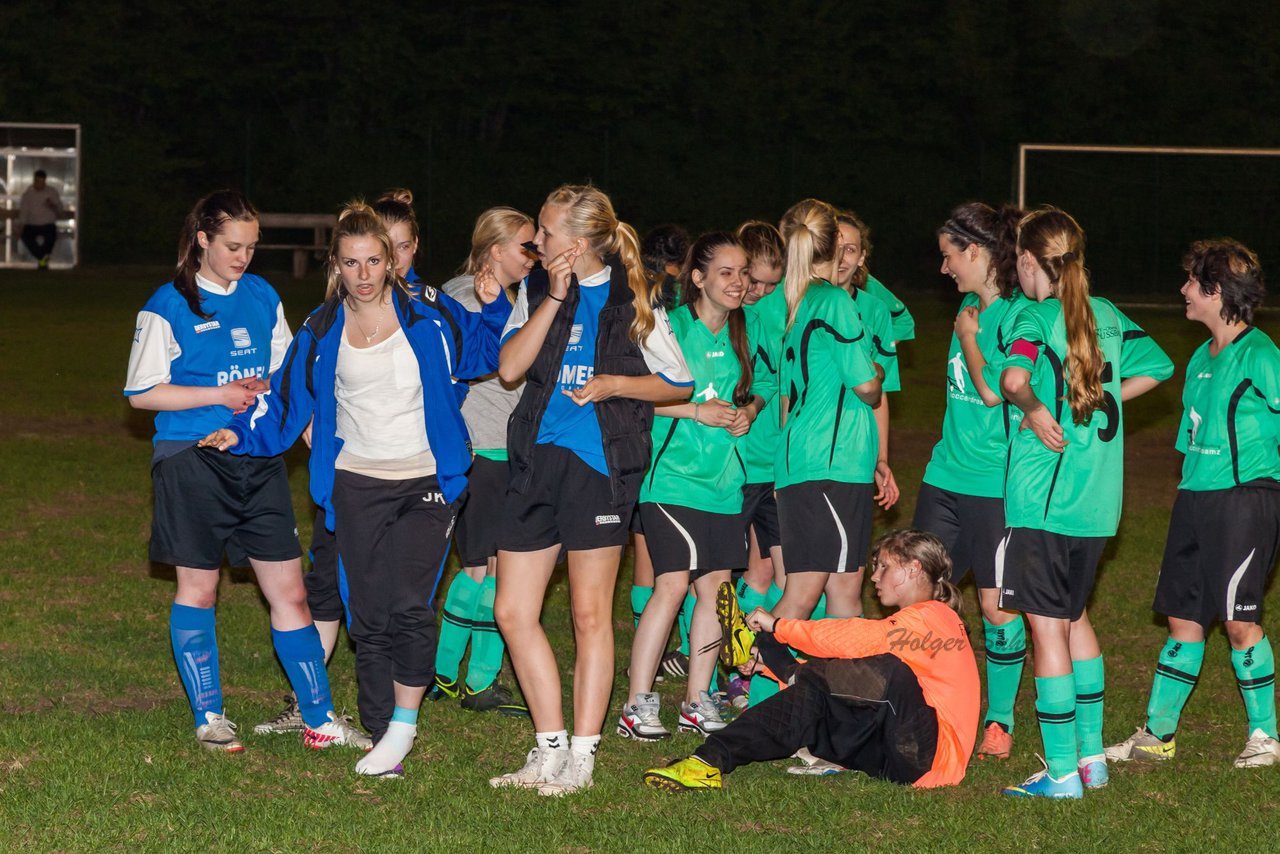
top-left (741, 284), bottom-right (787, 484)
top-left (640, 305), bottom-right (776, 514)
top-left (851, 286), bottom-right (900, 393)
top-left (1003, 297), bottom-right (1173, 537)
top-left (922, 292), bottom-right (1027, 498)
top-left (1176, 327), bottom-right (1280, 491)
top-left (775, 281), bottom-right (880, 489)
top-left (866, 274), bottom-right (915, 342)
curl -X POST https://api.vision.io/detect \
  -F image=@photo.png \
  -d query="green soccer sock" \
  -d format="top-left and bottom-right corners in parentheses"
top-left (810, 594), bottom-right (828, 621)
top-left (678, 590), bottom-right (695, 657)
top-left (1144, 637), bottom-right (1204, 740)
top-left (1231, 635), bottom-right (1277, 739)
top-left (465, 577), bottom-right (504, 693)
top-left (735, 579), bottom-right (767, 615)
top-left (1073, 655), bottom-right (1105, 760)
top-left (983, 616), bottom-right (1026, 733)
top-left (764, 582), bottom-right (784, 611)
top-left (435, 573), bottom-right (481, 682)
top-left (1035, 672), bottom-right (1078, 779)
top-left (630, 585), bottom-right (653, 627)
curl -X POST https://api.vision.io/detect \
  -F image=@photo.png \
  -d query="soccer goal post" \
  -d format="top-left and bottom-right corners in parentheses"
top-left (1015, 144), bottom-right (1280, 295)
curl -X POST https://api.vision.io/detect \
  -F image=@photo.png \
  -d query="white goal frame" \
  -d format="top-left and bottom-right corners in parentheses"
top-left (1016, 143), bottom-right (1280, 211)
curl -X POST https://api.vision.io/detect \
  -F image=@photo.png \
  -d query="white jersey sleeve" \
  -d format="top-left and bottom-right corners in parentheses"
top-left (501, 280), bottom-right (530, 343)
top-left (269, 302), bottom-right (293, 374)
top-left (124, 310), bottom-right (180, 393)
top-left (643, 306), bottom-right (694, 386)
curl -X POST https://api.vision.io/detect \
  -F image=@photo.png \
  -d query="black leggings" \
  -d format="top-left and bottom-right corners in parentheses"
top-left (695, 652), bottom-right (938, 785)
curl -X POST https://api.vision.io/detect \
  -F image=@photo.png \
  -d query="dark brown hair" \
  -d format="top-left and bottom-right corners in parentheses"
top-left (679, 231), bottom-right (754, 407)
top-left (174, 190), bottom-right (258, 319)
top-left (938, 202), bottom-right (1024, 298)
top-left (1182, 238), bottom-right (1266, 326)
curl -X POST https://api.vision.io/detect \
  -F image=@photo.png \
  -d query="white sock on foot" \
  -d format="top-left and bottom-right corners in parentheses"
top-left (570, 734), bottom-right (600, 774)
top-left (536, 729), bottom-right (569, 751)
top-left (356, 721), bottom-right (416, 775)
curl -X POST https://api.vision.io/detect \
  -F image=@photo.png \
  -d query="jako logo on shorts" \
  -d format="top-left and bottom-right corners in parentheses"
top-left (230, 327), bottom-right (252, 348)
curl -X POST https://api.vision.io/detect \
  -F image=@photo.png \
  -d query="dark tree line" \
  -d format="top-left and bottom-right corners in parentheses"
top-left (3, 0), bottom-right (1277, 290)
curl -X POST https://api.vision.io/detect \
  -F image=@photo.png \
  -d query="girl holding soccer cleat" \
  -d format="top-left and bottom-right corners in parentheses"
top-left (432, 206), bottom-right (538, 715)
top-left (913, 201), bottom-right (1029, 760)
top-left (620, 231), bottom-right (775, 741)
top-left (997, 207), bottom-right (1172, 798)
top-left (201, 200), bottom-right (510, 777)
top-left (490, 185), bottom-right (693, 796)
top-left (1107, 240), bottom-right (1280, 769)
top-left (125, 190), bottom-right (367, 755)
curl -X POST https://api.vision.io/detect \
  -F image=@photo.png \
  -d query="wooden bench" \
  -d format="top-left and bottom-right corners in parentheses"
top-left (258, 212), bottom-right (336, 278)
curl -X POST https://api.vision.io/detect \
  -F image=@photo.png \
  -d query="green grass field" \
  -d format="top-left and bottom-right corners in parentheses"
top-left (1, 266), bottom-right (1278, 852)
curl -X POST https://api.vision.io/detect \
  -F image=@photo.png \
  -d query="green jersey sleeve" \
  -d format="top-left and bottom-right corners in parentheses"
top-left (854, 287), bottom-right (900, 393)
top-left (865, 274), bottom-right (915, 342)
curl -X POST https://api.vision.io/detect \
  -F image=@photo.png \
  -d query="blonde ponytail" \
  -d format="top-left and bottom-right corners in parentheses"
top-left (779, 199), bottom-right (839, 330)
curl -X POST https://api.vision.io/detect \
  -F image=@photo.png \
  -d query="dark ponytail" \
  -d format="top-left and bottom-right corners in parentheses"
top-left (680, 231), bottom-right (754, 407)
top-left (938, 202), bottom-right (1025, 299)
top-left (174, 190), bottom-right (259, 319)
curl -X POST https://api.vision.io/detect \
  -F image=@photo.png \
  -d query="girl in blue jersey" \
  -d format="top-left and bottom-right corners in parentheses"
top-left (124, 190), bottom-right (365, 754)
top-left (914, 202), bottom-right (1028, 760)
top-left (998, 208), bottom-right (1172, 798)
top-left (491, 184), bottom-right (693, 796)
top-left (201, 200), bottom-right (510, 777)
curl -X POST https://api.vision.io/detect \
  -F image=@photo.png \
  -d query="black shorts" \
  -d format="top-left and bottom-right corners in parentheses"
top-left (912, 483), bottom-right (1005, 589)
top-left (1153, 487), bottom-right (1280, 627)
top-left (776, 480), bottom-right (873, 575)
top-left (454, 455), bottom-right (510, 567)
top-left (499, 443), bottom-right (632, 552)
top-left (997, 527), bottom-right (1107, 620)
top-left (740, 482), bottom-right (780, 558)
top-left (304, 508), bottom-right (345, 622)
top-left (149, 445), bottom-right (301, 569)
top-left (638, 502), bottom-right (748, 576)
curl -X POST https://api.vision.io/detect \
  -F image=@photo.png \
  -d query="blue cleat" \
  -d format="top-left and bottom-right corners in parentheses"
top-left (1078, 755), bottom-right (1108, 789)
top-left (1002, 760), bottom-right (1083, 799)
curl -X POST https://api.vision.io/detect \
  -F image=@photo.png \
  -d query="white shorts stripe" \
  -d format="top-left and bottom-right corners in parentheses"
top-left (1225, 548), bottom-right (1256, 617)
top-left (995, 530), bottom-right (1012, 605)
top-left (657, 504), bottom-right (699, 571)
top-left (821, 492), bottom-right (849, 573)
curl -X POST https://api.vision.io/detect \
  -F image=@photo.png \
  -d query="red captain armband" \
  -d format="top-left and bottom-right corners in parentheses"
top-left (1010, 339), bottom-right (1040, 364)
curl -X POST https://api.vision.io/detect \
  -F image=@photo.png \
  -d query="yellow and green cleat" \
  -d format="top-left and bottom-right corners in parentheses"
top-left (716, 582), bottom-right (756, 669)
top-left (643, 756), bottom-right (723, 791)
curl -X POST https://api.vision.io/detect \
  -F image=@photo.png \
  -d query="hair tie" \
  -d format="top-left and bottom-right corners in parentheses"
top-left (1061, 251), bottom-right (1077, 263)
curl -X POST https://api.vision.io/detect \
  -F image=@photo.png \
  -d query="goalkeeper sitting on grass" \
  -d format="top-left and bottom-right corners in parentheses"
top-left (644, 529), bottom-right (979, 790)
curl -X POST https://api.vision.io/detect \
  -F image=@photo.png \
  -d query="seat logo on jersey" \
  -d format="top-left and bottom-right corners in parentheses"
top-left (230, 327), bottom-right (252, 348)
top-left (569, 323), bottom-right (583, 345)
top-left (194, 320), bottom-right (221, 334)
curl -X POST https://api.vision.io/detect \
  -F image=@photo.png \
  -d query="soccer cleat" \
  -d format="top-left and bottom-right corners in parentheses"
top-left (1078, 754), bottom-right (1108, 789)
top-left (660, 649), bottom-right (689, 679)
top-left (460, 682), bottom-right (530, 717)
top-left (1002, 759), bottom-right (1083, 799)
top-left (643, 756), bottom-right (722, 791)
top-left (489, 747), bottom-right (570, 790)
top-left (787, 747), bottom-right (844, 776)
top-left (678, 691), bottom-right (727, 736)
top-left (976, 721), bottom-right (1013, 760)
top-left (537, 751), bottom-right (594, 797)
top-left (1105, 726), bottom-right (1176, 763)
top-left (303, 711), bottom-right (373, 751)
top-left (716, 582), bottom-right (756, 669)
top-left (195, 711), bottom-right (244, 753)
top-left (253, 694), bottom-right (305, 735)
top-left (427, 674), bottom-right (461, 701)
top-left (618, 693), bottom-right (671, 741)
top-left (1233, 729), bottom-right (1280, 768)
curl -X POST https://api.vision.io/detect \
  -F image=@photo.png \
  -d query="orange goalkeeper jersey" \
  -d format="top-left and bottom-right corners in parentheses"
top-left (774, 600), bottom-right (979, 787)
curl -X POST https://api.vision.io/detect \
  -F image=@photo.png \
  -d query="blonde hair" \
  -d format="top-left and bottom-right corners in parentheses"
top-left (871, 529), bottom-right (963, 615)
top-left (1018, 207), bottom-right (1103, 425)
top-left (779, 199), bottom-right (840, 330)
top-left (464, 206), bottom-right (534, 299)
top-left (543, 184), bottom-right (655, 343)
top-left (324, 200), bottom-right (406, 301)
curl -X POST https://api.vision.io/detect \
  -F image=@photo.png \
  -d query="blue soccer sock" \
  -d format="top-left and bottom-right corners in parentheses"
top-left (272, 624), bottom-right (335, 728)
top-left (170, 603), bottom-right (222, 726)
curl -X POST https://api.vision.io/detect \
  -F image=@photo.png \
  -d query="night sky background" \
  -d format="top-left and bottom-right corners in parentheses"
top-left (4, 0), bottom-right (1278, 292)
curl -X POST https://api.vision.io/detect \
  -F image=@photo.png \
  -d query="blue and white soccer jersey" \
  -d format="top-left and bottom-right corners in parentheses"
top-left (125, 272), bottom-right (291, 446)
top-left (501, 267), bottom-right (692, 474)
